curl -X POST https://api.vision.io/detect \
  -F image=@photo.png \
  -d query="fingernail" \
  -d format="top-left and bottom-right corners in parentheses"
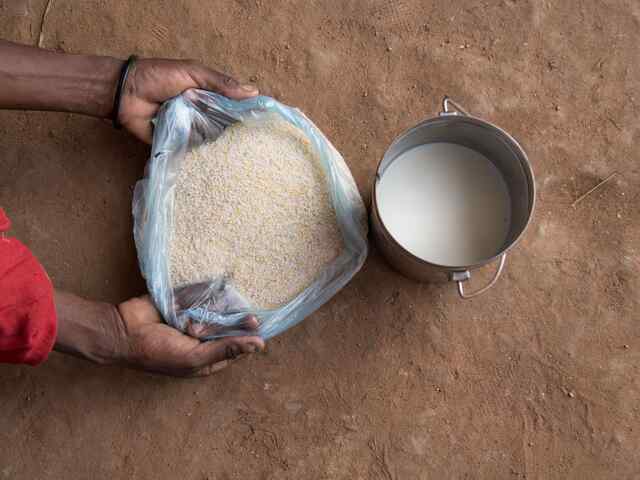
top-left (240, 84), bottom-right (258, 93)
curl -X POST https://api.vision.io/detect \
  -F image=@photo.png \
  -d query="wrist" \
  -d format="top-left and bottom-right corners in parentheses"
top-left (53, 291), bottom-right (128, 365)
top-left (75, 55), bottom-right (124, 119)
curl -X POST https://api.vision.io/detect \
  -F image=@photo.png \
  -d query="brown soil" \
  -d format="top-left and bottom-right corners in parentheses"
top-left (1, 0), bottom-right (639, 478)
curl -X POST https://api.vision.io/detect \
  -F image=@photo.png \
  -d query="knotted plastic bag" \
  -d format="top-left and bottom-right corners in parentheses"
top-left (132, 90), bottom-right (368, 340)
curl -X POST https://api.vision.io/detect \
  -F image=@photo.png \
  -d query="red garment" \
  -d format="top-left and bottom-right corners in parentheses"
top-left (0, 208), bottom-right (57, 365)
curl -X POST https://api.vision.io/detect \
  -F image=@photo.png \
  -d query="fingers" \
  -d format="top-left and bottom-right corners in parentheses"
top-left (184, 315), bottom-right (260, 339)
top-left (189, 359), bottom-right (230, 377)
top-left (136, 360), bottom-right (230, 378)
top-left (190, 64), bottom-right (258, 100)
top-left (187, 335), bottom-right (264, 369)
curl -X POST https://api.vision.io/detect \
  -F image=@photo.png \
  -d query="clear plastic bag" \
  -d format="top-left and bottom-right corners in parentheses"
top-left (132, 89), bottom-right (368, 340)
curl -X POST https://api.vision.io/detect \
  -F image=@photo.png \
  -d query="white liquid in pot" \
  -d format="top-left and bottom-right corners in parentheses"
top-left (376, 142), bottom-right (511, 266)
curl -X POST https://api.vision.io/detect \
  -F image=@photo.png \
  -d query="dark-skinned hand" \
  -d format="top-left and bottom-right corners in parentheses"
top-left (118, 58), bottom-right (258, 143)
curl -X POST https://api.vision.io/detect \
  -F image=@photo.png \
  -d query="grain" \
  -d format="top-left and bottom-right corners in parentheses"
top-left (169, 117), bottom-right (343, 309)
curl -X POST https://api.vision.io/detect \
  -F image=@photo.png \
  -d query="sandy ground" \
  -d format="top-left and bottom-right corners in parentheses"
top-left (1, 0), bottom-right (639, 478)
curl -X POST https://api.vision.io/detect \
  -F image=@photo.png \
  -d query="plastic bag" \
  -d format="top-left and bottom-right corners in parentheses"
top-left (132, 89), bottom-right (368, 340)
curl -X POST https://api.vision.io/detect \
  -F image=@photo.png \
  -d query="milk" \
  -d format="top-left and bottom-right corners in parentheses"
top-left (376, 142), bottom-right (511, 266)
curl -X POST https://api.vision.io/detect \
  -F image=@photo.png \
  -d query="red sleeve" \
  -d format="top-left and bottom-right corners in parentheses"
top-left (0, 208), bottom-right (57, 366)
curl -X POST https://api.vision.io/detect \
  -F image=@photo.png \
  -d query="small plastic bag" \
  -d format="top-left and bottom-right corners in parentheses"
top-left (132, 89), bottom-right (368, 340)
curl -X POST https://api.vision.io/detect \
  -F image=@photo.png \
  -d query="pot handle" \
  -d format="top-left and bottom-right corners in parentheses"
top-left (450, 253), bottom-right (507, 299)
top-left (441, 96), bottom-right (470, 116)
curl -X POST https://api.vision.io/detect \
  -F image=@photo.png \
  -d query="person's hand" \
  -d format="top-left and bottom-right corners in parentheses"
top-left (54, 291), bottom-right (265, 377)
top-left (118, 58), bottom-right (259, 143)
top-left (115, 296), bottom-right (264, 377)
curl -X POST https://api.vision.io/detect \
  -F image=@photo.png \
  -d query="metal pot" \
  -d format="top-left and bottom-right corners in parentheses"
top-left (371, 97), bottom-right (536, 298)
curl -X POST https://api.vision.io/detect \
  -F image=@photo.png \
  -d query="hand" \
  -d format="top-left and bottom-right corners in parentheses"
top-left (0, 41), bottom-right (258, 136)
top-left (54, 291), bottom-right (265, 377)
top-left (115, 296), bottom-right (264, 376)
top-left (118, 58), bottom-right (259, 143)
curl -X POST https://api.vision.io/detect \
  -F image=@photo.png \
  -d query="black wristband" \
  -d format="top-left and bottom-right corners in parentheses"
top-left (112, 55), bottom-right (137, 129)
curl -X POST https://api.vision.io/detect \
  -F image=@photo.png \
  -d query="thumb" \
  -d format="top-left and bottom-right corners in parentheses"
top-left (188, 335), bottom-right (265, 368)
top-left (190, 64), bottom-right (259, 100)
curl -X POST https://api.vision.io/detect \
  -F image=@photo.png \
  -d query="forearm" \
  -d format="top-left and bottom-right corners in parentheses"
top-left (0, 40), bottom-right (122, 118)
top-left (53, 290), bottom-right (125, 365)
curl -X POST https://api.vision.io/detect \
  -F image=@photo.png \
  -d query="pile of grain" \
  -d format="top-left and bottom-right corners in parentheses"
top-left (168, 117), bottom-right (343, 309)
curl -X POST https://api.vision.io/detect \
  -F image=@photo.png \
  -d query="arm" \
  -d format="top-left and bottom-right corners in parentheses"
top-left (0, 39), bottom-right (259, 142)
top-left (2, 187), bottom-right (263, 376)
top-left (54, 291), bottom-right (264, 377)
top-left (0, 40), bottom-right (121, 118)
top-left (1, 41), bottom-right (264, 375)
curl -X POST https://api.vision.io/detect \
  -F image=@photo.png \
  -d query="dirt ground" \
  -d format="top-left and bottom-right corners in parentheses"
top-left (1, 0), bottom-right (639, 478)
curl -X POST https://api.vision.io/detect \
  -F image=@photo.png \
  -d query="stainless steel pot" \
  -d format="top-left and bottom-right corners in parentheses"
top-left (371, 97), bottom-right (536, 298)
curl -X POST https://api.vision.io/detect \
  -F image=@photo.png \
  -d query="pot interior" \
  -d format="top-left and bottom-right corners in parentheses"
top-left (375, 115), bottom-right (534, 268)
